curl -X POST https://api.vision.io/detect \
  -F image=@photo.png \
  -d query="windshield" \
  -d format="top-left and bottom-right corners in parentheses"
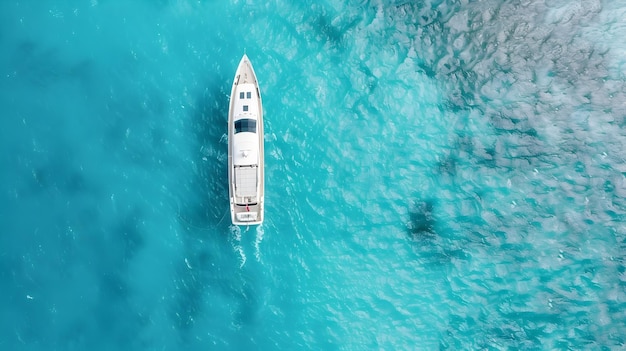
top-left (235, 118), bottom-right (257, 133)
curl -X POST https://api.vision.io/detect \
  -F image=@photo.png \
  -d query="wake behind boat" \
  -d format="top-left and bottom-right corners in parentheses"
top-left (228, 54), bottom-right (264, 225)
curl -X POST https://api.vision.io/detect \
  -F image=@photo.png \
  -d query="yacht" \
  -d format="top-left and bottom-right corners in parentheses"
top-left (228, 54), bottom-right (264, 225)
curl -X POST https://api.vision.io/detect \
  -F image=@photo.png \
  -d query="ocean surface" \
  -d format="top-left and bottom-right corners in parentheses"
top-left (1, 0), bottom-right (626, 349)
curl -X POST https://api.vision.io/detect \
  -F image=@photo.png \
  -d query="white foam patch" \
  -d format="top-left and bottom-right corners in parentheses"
top-left (583, 2), bottom-right (626, 74)
top-left (254, 225), bottom-right (264, 262)
top-left (229, 225), bottom-right (246, 268)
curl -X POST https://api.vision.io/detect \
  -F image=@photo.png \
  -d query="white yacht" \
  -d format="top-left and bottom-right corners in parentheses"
top-left (228, 54), bottom-right (264, 225)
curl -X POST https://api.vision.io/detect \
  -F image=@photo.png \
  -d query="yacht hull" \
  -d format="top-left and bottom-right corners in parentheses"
top-left (228, 54), bottom-right (264, 225)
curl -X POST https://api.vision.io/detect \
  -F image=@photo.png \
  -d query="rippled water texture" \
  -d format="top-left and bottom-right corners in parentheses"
top-left (1, 0), bottom-right (625, 350)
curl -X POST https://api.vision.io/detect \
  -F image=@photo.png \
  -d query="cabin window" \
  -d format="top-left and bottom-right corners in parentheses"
top-left (235, 118), bottom-right (257, 133)
top-left (240, 92), bottom-right (244, 99)
top-left (247, 92), bottom-right (252, 99)
top-left (243, 105), bottom-right (248, 112)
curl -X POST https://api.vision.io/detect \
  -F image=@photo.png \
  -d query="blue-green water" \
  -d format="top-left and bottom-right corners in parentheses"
top-left (2, 0), bottom-right (626, 349)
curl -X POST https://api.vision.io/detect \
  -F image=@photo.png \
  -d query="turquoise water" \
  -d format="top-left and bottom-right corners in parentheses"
top-left (2, 0), bottom-right (626, 349)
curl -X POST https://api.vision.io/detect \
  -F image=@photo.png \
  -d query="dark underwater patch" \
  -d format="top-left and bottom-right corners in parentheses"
top-left (115, 208), bottom-right (145, 262)
top-left (235, 277), bottom-right (261, 326)
top-left (99, 272), bottom-right (129, 301)
top-left (168, 238), bottom-right (259, 333)
top-left (20, 146), bottom-right (94, 198)
top-left (11, 40), bottom-right (95, 90)
top-left (312, 12), bottom-right (344, 47)
top-left (170, 265), bottom-right (204, 331)
top-left (452, 133), bottom-right (474, 156)
top-left (407, 199), bottom-right (436, 239)
top-left (436, 154), bottom-right (458, 176)
top-left (102, 88), bottom-right (170, 170)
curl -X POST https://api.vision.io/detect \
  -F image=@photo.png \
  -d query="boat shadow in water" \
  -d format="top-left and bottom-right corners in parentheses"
top-left (177, 76), bottom-right (231, 233)
top-left (169, 73), bottom-right (264, 337)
